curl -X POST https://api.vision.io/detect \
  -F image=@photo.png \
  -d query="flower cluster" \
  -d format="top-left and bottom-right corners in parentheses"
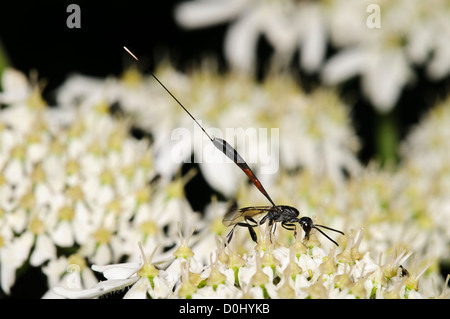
top-left (57, 66), bottom-right (361, 197)
top-left (0, 66), bottom-right (449, 299)
top-left (0, 69), bottom-right (201, 296)
top-left (54, 226), bottom-right (448, 299)
top-left (399, 98), bottom-right (450, 264)
top-left (175, 0), bottom-right (450, 112)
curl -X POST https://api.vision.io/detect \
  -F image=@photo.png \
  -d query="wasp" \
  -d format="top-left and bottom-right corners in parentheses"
top-left (223, 205), bottom-right (344, 246)
top-left (124, 47), bottom-right (345, 246)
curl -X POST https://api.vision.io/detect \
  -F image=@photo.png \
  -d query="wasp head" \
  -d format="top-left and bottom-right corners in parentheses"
top-left (296, 216), bottom-right (344, 247)
top-left (298, 216), bottom-right (313, 239)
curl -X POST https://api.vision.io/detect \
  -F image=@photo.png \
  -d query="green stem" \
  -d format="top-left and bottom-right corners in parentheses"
top-left (375, 110), bottom-right (399, 167)
top-left (0, 38), bottom-right (11, 90)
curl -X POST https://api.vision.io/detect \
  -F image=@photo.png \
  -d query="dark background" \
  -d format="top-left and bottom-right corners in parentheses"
top-left (0, 1), bottom-right (227, 99)
top-left (0, 1), bottom-right (449, 297)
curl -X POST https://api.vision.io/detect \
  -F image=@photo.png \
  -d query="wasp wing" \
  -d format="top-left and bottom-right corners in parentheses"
top-left (222, 205), bottom-right (278, 227)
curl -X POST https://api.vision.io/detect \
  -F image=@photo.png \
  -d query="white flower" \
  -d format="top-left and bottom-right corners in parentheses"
top-left (322, 0), bottom-right (450, 112)
top-left (56, 73), bottom-right (114, 108)
top-left (322, 44), bottom-right (413, 113)
top-left (2, 60), bottom-right (449, 299)
top-left (0, 69), bottom-right (190, 295)
top-left (0, 68), bottom-right (30, 104)
top-left (56, 62), bottom-right (362, 196)
top-left (399, 98), bottom-right (450, 261)
top-left (0, 232), bottom-right (33, 294)
top-left (175, 0), bottom-right (327, 74)
top-left (176, 0), bottom-right (450, 111)
top-left (124, 275), bottom-right (171, 299)
top-left (404, 1), bottom-right (450, 80)
top-left (42, 255), bottom-right (98, 298)
top-left (52, 243), bottom-right (172, 299)
top-left (190, 201), bottom-right (230, 265)
top-left (53, 277), bottom-right (139, 299)
top-left (52, 255), bottom-right (142, 299)
top-left (28, 221), bottom-right (57, 267)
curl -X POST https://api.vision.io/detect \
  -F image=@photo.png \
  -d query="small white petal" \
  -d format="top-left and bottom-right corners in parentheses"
top-left (406, 25), bottom-right (432, 65)
top-left (0, 69), bottom-right (30, 104)
top-left (321, 48), bottom-right (365, 84)
top-left (30, 234), bottom-right (56, 267)
top-left (82, 267), bottom-right (100, 289)
top-left (298, 6), bottom-right (326, 73)
top-left (263, 15), bottom-right (297, 60)
top-left (123, 278), bottom-right (149, 299)
top-left (199, 160), bottom-right (240, 198)
top-left (92, 244), bottom-right (112, 266)
top-left (72, 203), bottom-right (91, 244)
top-left (0, 233), bottom-right (34, 294)
top-left (175, 0), bottom-right (245, 29)
top-left (161, 258), bottom-right (184, 289)
top-left (56, 74), bottom-right (106, 106)
top-left (53, 277), bottom-right (139, 299)
top-left (362, 50), bottom-right (412, 112)
top-left (6, 208), bottom-right (28, 234)
top-left (91, 262), bottom-right (142, 280)
top-left (154, 133), bottom-right (192, 178)
top-left (34, 183), bottom-right (53, 206)
top-left (224, 10), bottom-right (263, 73)
top-left (1, 104), bottom-right (35, 133)
top-left (52, 221), bottom-right (75, 247)
top-left (3, 159), bottom-right (25, 185)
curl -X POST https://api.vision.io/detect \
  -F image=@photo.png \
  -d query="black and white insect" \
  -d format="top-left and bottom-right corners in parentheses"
top-left (124, 47), bottom-right (345, 246)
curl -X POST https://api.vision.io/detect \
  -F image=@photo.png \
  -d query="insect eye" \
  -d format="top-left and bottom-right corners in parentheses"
top-left (299, 220), bottom-right (310, 230)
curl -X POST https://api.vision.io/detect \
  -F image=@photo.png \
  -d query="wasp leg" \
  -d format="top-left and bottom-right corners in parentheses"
top-left (281, 222), bottom-right (296, 231)
top-left (226, 226), bottom-right (237, 244)
top-left (248, 226), bottom-right (258, 242)
top-left (259, 214), bottom-right (269, 225)
top-left (245, 217), bottom-right (259, 242)
top-left (233, 222), bottom-right (258, 243)
top-left (267, 222), bottom-right (277, 243)
top-left (246, 217), bottom-right (258, 226)
top-left (281, 222), bottom-right (297, 237)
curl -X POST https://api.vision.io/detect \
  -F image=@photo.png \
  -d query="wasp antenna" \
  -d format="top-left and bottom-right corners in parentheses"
top-left (123, 46), bottom-right (139, 61)
top-left (124, 46), bottom-right (277, 208)
top-left (123, 46), bottom-right (214, 141)
top-left (314, 224), bottom-right (345, 235)
top-left (313, 226), bottom-right (340, 247)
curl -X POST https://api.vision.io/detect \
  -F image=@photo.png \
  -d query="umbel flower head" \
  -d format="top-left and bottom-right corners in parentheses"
top-left (53, 226), bottom-right (445, 299)
top-left (175, 0), bottom-right (450, 112)
top-left (0, 66), bottom-right (449, 299)
top-left (0, 68), bottom-right (201, 296)
top-left (57, 64), bottom-right (361, 198)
